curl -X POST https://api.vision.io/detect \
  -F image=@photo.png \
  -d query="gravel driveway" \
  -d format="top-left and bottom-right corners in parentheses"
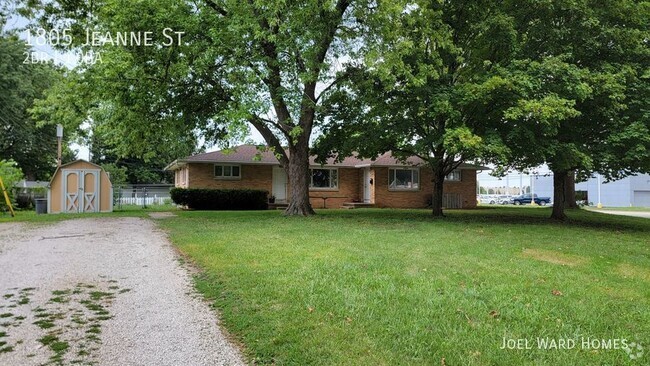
top-left (0, 217), bottom-right (244, 366)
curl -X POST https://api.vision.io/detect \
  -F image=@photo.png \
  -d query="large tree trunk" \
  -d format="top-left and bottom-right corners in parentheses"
top-left (431, 167), bottom-right (445, 217)
top-left (564, 170), bottom-right (578, 209)
top-left (551, 169), bottom-right (568, 220)
top-left (284, 143), bottom-right (315, 216)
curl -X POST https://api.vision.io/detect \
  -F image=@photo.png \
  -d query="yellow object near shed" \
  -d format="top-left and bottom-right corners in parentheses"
top-left (48, 160), bottom-right (113, 214)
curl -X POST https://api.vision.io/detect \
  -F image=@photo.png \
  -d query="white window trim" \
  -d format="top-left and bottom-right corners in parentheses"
top-left (214, 164), bottom-right (242, 180)
top-left (388, 168), bottom-right (420, 191)
top-left (309, 167), bottom-right (339, 190)
top-left (445, 169), bottom-right (462, 182)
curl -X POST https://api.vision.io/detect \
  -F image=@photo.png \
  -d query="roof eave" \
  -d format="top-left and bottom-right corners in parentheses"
top-left (164, 159), bottom-right (187, 171)
top-left (458, 165), bottom-right (491, 171)
top-left (184, 160), bottom-right (281, 166)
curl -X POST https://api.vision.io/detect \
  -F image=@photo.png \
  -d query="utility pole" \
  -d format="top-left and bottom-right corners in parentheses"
top-left (56, 124), bottom-right (63, 167)
top-left (530, 172), bottom-right (537, 206)
top-left (597, 174), bottom-right (603, 208)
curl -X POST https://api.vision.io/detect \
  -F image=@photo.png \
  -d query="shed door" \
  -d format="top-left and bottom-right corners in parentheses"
top-left (62, 170), bottom-right (101, 213)
top-left (82, 171), bottom-right (100, 212)
top-left (63, 171), bottom-right (81, 213)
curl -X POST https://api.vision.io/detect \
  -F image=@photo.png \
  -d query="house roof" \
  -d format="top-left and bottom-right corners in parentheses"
top-left (367, 152), bottom-right (488, 170)
top-left (165, 145), bottom-right (489, 171)
top-left (184, 145), bottom-right (280, 165)
top-left (15, 180), bottom-right (49, 189)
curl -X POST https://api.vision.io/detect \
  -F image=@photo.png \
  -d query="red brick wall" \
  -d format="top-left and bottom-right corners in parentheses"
top-left (299, 168), bottom-right (360, 209)
top-left (186, 163), bottom-right (273, 193)
top-left (176, 163), bottom-right (477, 209)
top-left (443, 169), bottom-right (477, 208)
top-left (372, 167), bottom-right (477, 209)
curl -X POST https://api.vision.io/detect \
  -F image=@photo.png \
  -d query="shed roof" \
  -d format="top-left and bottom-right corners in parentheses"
top-left (48, 159), bottom-right (106, 186)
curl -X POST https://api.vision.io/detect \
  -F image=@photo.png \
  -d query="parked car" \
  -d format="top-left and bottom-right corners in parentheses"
top-left (512, 194), bottom-right (551, 206)
top-left (496, 195), bottom-right (513, 205)
top-left (479, 195), bottom-right (498, 204)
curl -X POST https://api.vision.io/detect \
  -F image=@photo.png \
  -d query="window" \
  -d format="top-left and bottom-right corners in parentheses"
top-left (389, 168), bottom-right (419, 190)
top-left (214, 164), bottom-right (241, 179)
top-left (310, 168), bottom-right (338, 189)
top-left (445, 170), bottom-right (461, 181)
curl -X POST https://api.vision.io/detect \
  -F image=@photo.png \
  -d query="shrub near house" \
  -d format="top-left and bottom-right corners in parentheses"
top-left (170, 188), bottom-right (268, 210)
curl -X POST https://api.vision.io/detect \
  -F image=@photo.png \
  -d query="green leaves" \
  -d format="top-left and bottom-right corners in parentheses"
top-left (0, 160), bottom-right (24, 211)
top-left (442, 127), bottom-right (483, 158)
top-left (0, 35), bottom-right (66, 180)
top-left (504, 96), bottom-right (580, 130)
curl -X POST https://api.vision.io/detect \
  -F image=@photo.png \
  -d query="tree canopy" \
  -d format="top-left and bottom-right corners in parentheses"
top-left (498, 0), bottom-right (650, 219)
top-left (17, 0), bottom-right (371, 215)
top-left (0, 34), bottom-right (73, 180)
top-left (315, 0), bottom-right (519, 216)
top-left (8, 0), bottom-right (649, 218)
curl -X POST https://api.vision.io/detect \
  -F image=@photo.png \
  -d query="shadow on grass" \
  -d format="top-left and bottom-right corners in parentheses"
top-left (310, 207), bottom-right (650, 233)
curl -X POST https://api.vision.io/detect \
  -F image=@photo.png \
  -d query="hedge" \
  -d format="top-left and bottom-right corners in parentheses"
top-left (170, 188), bottom-right (269, 210)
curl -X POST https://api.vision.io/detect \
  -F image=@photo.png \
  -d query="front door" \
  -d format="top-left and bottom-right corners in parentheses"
top-left (62, 170), bottom-right (100, 213)
top-left (363, 168), bottom-right (371, 203)
top-left (272, 167), bottom-right (288, 202)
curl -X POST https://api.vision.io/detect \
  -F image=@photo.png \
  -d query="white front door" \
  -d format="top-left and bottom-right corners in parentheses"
top-left (272, 167), bottom-right (288, 202)
top-left (363, 168), bottom-right (371, 203)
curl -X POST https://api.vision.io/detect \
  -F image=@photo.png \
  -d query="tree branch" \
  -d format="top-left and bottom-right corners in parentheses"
top-left (204, 0), bottom-right (227, 16)
top-left (247, 0), bottom-right (293, 125)
top-left (315, 71), bottom-right (349, 102)
top-left (298, 0), bottom-right (351, 134)
top-left (248, 115), bottom-right (289, 165)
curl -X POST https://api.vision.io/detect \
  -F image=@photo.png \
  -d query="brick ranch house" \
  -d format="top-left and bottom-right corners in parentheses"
top-left (165, 145), bottom-right (487, 209)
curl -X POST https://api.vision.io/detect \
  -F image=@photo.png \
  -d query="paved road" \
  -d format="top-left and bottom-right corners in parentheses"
top-left (0, 217), bottom-right (244, 366)
top-left (593, 210), bottom-right (650, 219)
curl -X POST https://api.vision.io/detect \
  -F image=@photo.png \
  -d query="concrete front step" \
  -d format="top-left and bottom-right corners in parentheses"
top-left (341, 202), bottom-right (375, 209)
top-left (268, 203), bottom-right (289, 210)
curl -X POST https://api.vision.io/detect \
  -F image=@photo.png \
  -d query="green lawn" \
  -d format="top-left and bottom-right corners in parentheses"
top-left (158, 208), bottom-right (650, 365)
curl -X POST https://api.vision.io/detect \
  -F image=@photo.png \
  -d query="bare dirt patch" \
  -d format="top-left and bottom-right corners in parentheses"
top-left (521, 248), bottom-right (588, 267)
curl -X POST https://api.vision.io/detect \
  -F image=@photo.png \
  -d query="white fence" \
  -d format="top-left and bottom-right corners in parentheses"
top-left (117, 196), bottom-right (170, 206)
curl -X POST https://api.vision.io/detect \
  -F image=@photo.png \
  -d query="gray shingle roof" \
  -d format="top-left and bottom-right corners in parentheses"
top-left (166, 145), bottom-right (488, 170)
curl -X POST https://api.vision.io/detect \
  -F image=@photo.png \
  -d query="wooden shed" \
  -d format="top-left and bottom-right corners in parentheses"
top-left (48, 160), bottom-right (113, 214)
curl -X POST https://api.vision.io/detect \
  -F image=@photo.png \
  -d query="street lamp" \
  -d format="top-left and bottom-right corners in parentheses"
top-left (56, 124), bottom-right (63, 167)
